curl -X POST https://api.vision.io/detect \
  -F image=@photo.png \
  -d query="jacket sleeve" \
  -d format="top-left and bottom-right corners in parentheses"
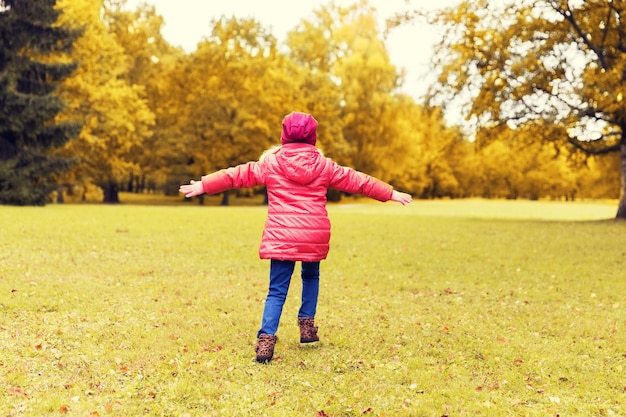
top-left (200, 161), bottom-right (264, 195)
top-left (327, 162), bottom-right (393, 202)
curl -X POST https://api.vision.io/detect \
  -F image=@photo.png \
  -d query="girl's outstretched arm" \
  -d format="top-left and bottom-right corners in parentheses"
top-left (391, 190), bottom-right (413, 205)
top-left (179, 179), bottom-right (204, 198)
top-left (180, 161), bottom-right (264, 199)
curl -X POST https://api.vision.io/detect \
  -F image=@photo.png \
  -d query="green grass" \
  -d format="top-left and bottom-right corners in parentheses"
top-left (1, 199), bottom-right (625, 416)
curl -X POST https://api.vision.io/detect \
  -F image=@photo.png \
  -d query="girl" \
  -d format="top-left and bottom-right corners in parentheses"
top-left (179, 111), bottom-right (412, 363)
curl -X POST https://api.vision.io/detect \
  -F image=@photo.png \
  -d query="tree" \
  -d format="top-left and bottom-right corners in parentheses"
top-left (56, 0), bottom-right (154, 203)
top-left (177, 17), bottom-right (297, 204)
top-left (0, 0), bottom-right (81, 205)
top-left (470, 122), bottom-right (579, 200)
top-left (423, 0), bottom-right (626, 217)
top-left (103, 0), bottom-right (181, 193)
top-left (287, 1), bottom-right (404, 177)
top-left (378, 99), bottom-right (469, 198)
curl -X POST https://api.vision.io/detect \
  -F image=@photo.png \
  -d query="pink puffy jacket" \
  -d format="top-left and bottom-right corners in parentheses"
top-left (200, 143), bottom-right (393, 261)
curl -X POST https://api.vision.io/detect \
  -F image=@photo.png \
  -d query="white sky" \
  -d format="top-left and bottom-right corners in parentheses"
top-left (123, 0), bottom-right (460, 99)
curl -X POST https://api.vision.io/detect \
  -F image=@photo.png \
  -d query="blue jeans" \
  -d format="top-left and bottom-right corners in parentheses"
top-left (257, 259), bottom-right (320, 337)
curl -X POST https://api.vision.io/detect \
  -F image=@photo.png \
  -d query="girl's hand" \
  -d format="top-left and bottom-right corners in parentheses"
top-left (179, 179), bottom-right (205, 198)
top-left (391, 190), bottom-right (412, 205)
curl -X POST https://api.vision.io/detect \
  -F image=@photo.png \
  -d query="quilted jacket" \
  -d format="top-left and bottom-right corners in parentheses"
top-left (200, 143), bottom-right (394, 261)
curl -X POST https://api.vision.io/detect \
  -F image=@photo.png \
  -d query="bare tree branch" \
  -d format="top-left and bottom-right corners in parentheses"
top-left (551, 0), bottom-right (609, 69)
top-left (568, 136), bottom-right (621, 155)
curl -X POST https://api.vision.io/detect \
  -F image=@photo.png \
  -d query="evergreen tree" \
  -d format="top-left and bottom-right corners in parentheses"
top-left (0, 0), bottom-right (81, 205)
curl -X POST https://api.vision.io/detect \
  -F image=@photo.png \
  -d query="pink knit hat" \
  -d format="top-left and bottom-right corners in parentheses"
top-left (281, 111), bottom-right (318, 146)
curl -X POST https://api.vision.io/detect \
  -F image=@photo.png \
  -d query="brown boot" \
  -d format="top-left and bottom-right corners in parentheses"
top-left (298, 317), bottom-right (319, 343)
top-left (255, 333), bottom-right (278, 363)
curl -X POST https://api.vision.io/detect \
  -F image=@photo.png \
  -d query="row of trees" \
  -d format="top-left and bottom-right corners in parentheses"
top-left (1, 0), bottom-right (623, 215)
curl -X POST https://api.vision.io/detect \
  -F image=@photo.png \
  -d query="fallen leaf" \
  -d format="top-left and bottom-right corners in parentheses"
top-left (7, 386), bottom-right (28, 398)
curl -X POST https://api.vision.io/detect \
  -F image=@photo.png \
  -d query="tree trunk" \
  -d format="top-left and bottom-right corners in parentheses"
top-left (326, 188), bottom-right (342, 202)
top-left (616, 136), bottom-right (626, 219)
top-left (56, 185), bottom-right (65, 203)
top-left (126, 174), bottom-right (133, 192)
top-left (220, 190), bottom-right (230, 206)
top-left (102, 181), bottom-right (120, 203)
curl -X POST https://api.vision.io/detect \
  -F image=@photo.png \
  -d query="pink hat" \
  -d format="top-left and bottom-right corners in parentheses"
top-left (281, 112), bottom-right (318, 146)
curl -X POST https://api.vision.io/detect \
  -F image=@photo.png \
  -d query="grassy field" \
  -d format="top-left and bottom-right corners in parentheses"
top-left (1, 198), bottom-right (625, 416)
